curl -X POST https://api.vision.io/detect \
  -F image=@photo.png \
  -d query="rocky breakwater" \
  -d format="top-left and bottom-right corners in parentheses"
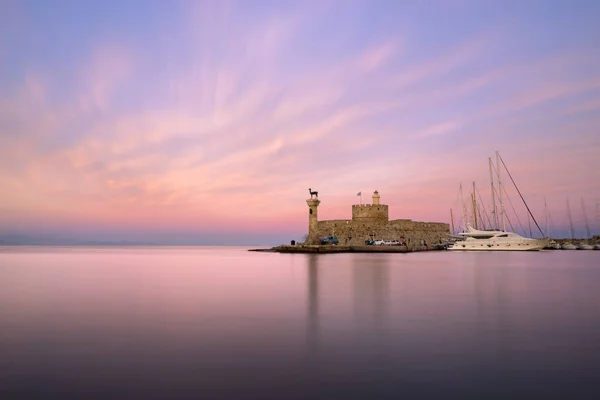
top-left (249, 243), bottom-right (447, 254)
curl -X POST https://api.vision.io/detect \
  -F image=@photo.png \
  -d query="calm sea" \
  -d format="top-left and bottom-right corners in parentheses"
top-left (1, 246), bottom-right (599, 399)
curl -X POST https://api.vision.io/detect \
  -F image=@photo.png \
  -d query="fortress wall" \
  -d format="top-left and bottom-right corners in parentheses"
top-left (316, 219), bottom-right (450, 246)
top-left (352, 204), bottom-right (389, 221)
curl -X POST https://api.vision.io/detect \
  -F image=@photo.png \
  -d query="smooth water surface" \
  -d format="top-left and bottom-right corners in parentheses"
top-left (1, 247), bottom-right (600, 399)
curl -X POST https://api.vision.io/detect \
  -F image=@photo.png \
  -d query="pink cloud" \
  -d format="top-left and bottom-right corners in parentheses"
top-left (77, 45), bottom-right (133, 112)
top-left (355, 41), bottom-right (397, 73)
top-left (392, 33), bottom-right (493, 88)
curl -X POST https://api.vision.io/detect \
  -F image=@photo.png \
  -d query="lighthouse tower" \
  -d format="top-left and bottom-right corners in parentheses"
top-left (372, 190), bottom-right (380, 205)
top-left (306, 197), bottom-right (321, 245)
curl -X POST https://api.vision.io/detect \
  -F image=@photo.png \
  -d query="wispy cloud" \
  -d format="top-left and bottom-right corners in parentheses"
top-left (77, 45), bottom-right (133, 112)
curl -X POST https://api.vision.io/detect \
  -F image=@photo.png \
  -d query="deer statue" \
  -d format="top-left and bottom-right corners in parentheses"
top-left (308, 188), bottom-right (319, 199)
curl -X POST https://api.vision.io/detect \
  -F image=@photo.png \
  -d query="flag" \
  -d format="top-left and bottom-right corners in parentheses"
top-left (356, 192), bottom-right (361, 196)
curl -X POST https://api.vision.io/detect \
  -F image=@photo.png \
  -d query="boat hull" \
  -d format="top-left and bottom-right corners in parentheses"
top-left (577, 244), bottom-right (595, 250)
top-left (448, 237), bottom-right (549, 251)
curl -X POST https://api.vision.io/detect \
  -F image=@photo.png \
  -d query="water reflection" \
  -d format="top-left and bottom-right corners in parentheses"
top-left (1, 247), bottom-right (599, 398)
top-left (352, 255), bottom-right (390, 338)
top-left (306, 254), bottom-right (319, 351)
top-left (305, 254), bottom-right (391, 352)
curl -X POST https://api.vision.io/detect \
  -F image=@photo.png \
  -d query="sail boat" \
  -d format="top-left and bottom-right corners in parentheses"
top-left (562, 198), bottom-right (577, 250)
top-left (545, 197), bottom-right (561, 249)
top-left (578, 198), bottom-right (594, 250)
top-left (448, 151), bottom-right (550, 251)
top-left (596, 201), bottom-right (600, 250)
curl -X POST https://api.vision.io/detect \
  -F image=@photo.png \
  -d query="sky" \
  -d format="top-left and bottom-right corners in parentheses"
top-left (1, 0), bottom-right (600, 244)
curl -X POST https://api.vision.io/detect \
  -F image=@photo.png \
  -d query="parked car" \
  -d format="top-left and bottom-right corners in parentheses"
top-left (373, 239), bottom-right (385, 245)
top-left (320, 235), bottom-right (339, 245)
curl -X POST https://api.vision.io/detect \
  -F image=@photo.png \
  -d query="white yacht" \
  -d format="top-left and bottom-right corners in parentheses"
top-left (449, 151), bottom-right (550, 252)
top-left (448, 226), bottom-right (549, 251)
top-left (561, 243), bottom-right (577, 250)
top-left (577, 243), bottom-right (595, 250)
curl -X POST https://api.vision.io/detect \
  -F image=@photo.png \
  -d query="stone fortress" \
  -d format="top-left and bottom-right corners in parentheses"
top-left (306, 190), bottom-right (450, 246)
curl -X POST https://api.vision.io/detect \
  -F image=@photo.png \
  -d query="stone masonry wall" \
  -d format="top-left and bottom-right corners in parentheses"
top-left (316, 219), bottom-right (450, 246)
top-left (351, 204), bottom-right (389, 221)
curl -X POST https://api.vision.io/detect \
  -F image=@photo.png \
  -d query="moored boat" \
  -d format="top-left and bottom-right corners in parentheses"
top-left (577, 243), bottom-right (594, 250)
top-left (449, 151), bottom-right (549, 252)
top-left (546, 240), bottom-right (561, 250)
top-left (448, 226), bottom-right (549, 251)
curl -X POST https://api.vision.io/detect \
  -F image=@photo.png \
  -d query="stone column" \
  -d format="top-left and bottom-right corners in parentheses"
top-left (306, 198), bottom-right (321, 244)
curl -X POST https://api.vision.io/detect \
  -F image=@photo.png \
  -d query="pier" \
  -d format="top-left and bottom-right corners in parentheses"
top-left (249, 244), bottom-right (447, 254)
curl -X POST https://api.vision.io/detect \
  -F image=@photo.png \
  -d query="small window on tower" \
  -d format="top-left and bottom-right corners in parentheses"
top-left (309, 209), bottom-right (313, 215)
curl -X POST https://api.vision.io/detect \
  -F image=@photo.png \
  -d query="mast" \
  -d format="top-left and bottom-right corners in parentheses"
top-left (582, 198), bottom-right (591, 240)
top-left (498, 151), bottom-right (545, 237)
top-left (496, 151), bottom-right (506, 231)
top-left (596, 201), bottom-right (600, 236)
top-left (489, 157), bottom-right (498, 230)
top-left (567, 198), bottom-right (574, 240)
top-left (472, 182), bottom-right (478, 229)
top-left (596, 200), bottom-right (600, 238)
top-left (460, 183), bottom-right (468, 232)
top-left (450, 209), bottom-right (455, 235)
top-left (544, 196), bottom-right (549, 237)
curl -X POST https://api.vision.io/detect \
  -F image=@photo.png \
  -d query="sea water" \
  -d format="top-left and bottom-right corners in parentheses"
top-left (1, 246), bottom-right (599, 399)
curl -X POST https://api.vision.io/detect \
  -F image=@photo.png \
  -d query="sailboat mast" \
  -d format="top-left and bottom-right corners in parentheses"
top-left (450, 209), bottom-right (455, 235)
top-left (460, 183), bottom-right (468, 232)
top-left (472, 182), bottom-right (478, 229)
top-left (596, 200), bottom-right (600, 238)
top-left (544, 196), bottom-right (549, 237)
top-left (567, 198), bottom-right (574, 240)
top-left (496, 151), bottom-right (506, 231)
top-left (582, 198), bottom-right (591, 240)
top-left (489, 157), bottom-right (498, 230)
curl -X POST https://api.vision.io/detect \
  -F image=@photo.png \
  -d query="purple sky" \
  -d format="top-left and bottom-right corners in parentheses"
top-left (1, 0), bottom-right (599, 244)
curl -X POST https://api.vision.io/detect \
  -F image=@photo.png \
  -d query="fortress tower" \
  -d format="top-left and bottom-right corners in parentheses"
top-left (352, 190), bottom-right (389, 221)
top-left (302, 188), bottom-right (450, 247)
top-left (306, 197), bottom-right (321, 244)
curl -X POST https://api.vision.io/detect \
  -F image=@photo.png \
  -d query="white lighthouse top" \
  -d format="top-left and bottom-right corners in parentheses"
top-left (372, 190), bottom-right (380, 205)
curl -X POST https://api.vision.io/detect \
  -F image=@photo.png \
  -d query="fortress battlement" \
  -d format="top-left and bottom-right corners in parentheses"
top-left (305, 190), bottom-right (449, 245)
